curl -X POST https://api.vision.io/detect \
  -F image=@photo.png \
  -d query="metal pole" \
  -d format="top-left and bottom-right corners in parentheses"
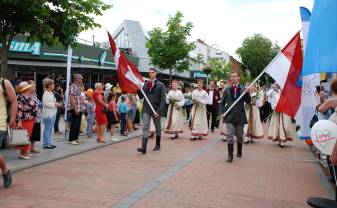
top-left (222, 52), bottom-right (282, 117)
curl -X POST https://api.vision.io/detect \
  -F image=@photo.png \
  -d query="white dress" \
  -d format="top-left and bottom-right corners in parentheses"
top-left (165, 90), bottom-right (185, 134)
top-left (191, 89), bottom-right (209, 137)
top-left (244, 91), bottom-right (264, 139)
top-left (268, 90), bottom-right (297, 142)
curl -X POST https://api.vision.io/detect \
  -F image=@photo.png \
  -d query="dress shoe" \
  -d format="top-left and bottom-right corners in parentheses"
top-left (137, 147), bottom-right (146, 154)
top-left (43, 145), bottom-right (55, 149)
top-left (3, 170), bottom-right (12, 188)
top-left (153, 145), bottom-right (160, 151)
top-left (190, 136), bottom-right (196, 140)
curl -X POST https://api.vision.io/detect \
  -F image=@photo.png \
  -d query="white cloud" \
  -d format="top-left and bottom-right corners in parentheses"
top-left (79, 0), bottom-right (314, 59)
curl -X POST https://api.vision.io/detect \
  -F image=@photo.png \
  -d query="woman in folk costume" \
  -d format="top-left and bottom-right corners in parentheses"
top-left (267, 83), bottom-right (297, 147)
top-left (165, 80), bottom-right (185, 139)
top-left (244, 84), bottom-right (264, 143)
top-left (190, 79), bottom-right (209, 140)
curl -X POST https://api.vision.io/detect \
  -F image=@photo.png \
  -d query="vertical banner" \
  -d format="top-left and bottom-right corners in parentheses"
top-left (64, 46), bottom-right (72, 123)
top-left (295, 7), bottom-right (320, 139)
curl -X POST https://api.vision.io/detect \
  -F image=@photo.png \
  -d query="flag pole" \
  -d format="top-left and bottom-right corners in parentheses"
top-left (127, 66), bottom-right (158, 115)
top-left (222, 52), bottom-right (282, 118)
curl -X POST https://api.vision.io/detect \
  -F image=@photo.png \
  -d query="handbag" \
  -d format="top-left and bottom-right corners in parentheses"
top-left (8, 128), bottom-right (30, 146)
top-left (102, 105), bottom-right (108, 113)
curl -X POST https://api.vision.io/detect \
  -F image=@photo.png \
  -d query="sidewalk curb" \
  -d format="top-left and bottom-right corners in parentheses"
top-left (11, 131), bottom-right (143, 173)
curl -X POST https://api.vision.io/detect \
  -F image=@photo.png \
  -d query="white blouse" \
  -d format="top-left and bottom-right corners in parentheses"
top-left (42, 90), bottom-right (57, 119)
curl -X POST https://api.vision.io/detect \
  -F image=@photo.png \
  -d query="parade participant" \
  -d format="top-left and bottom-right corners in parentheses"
top-left (243, 84), bottom-right (264, 143)
top-left (165, 80), bottom-right (185, 139)
top-left (68, 74), bottom-right (84, 145)
top-left (190, 79), bottom-right (209, 140)
top-left (220, 71), bottom-right (251, 163)
top-left (0, 77), bottom-right (17, 188)
top-left (267, 83), bottom-right (297, 147)
top-left (206, 80), bottom-right (220, 132)
top-left (137, 68), bottom-right (166, 154)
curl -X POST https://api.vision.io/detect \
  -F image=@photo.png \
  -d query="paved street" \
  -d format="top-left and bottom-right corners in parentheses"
top-left (0, 124), bottom-right (334, 208)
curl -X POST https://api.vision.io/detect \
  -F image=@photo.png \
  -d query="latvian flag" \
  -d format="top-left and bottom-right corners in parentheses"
top-left (265, 32), bottom-right (303, 118)
top-left (108, 32), bottom-right (144, 93)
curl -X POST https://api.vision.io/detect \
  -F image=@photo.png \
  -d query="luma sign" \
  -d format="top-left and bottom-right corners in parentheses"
top-left (0, 41), bottom-right (41, 55)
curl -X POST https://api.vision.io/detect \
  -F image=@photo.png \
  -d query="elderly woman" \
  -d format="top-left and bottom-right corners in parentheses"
top-left (42, 79), bottom-right (61, 149)
top-left (16, 81), bottom-right (39, 159)
top-left (93, 83), bottom-right (108, 143)
top-left (28, 80), bottom-right (42, 153)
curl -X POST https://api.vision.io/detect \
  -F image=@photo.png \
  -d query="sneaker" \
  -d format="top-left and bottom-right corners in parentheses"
top-left (3, 170), bottom-right (12, 188)
top-left (19, 155), bottom-right (32, 160)
top-left (111, 138), bottom-right (119, 142)
top-left (69, 141), bottom-right (79, 145)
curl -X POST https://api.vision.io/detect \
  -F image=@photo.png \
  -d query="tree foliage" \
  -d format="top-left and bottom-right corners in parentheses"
top-left (208, 58), bottom-right (231, 81)
top-left (146, 11), bottom-right (195, 84)
top-left (236, 34), bottom-right (280, 84)
top-left (0, 0), bottom-right (111, 78)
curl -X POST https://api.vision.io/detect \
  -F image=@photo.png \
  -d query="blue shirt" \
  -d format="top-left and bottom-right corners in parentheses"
top-left (118, 102), bottom-right (129, 114)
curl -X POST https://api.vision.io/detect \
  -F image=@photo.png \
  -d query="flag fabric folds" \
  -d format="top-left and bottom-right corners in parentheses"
top-left (302, 0), bottom-right (337, 75)
top-left (265, 32), bottom-right (303, 118)
top-left (108, 32), bottom-right (144, 93)
top-left (295, 7), bottom-right (320, 140)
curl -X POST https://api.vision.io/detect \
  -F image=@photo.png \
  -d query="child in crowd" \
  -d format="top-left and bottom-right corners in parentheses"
top-left (85, 96), bottom-right (96, 137)
top-left (108, 93), bottom-right (119, 141)
top-left (118, 95), bottom-right (129, 136)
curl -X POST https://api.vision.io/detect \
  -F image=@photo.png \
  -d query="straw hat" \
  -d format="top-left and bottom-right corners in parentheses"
top-left (19, 81), bottom-right (33, 93)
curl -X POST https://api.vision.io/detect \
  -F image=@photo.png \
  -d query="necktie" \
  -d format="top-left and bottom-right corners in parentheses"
top-left (147, 81), bottom-right (153, 90)
top-left (233, 85), bottom-right (238, 97)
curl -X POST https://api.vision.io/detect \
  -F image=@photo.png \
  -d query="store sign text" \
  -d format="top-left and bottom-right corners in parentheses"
top-left (0, 41), bottom-right (41, 56)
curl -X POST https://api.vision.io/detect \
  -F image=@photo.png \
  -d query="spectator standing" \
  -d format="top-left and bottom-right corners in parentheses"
top-left (108, 93), bottom-right (119, 140)
top-left (28, 80), bottom-right (42, 153)
top-left (53, 83), bottom-right (64, 135)
top-left (93, 83), bottom-right (108, 143)
top-left (16, 82), bottom-right (38, 159)
top-left (42, 79), bottom-right (60, 149)
top-left (118, 95), bottom-right (129, 136)
top-left (68, 74), bottom-right (84, 145)
top-left (85, 96), bottom-right (95, 137)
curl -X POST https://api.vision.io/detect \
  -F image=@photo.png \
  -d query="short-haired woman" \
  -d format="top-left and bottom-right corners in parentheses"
top-left (42, 79), bottom-right (61, 149)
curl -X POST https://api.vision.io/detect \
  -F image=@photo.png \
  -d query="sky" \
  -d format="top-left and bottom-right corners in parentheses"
top-left (78, 0), bottom-right (314, 59)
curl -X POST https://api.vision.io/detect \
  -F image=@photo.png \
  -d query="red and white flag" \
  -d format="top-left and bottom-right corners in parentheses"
top-left (108, 32), bottom-right (144, 93)
top-left (265, 32), bottom-right (303, 118)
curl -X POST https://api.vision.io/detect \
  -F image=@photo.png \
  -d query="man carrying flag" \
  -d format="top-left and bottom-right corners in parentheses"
top-left (107, 32), bottom-right (166, 154)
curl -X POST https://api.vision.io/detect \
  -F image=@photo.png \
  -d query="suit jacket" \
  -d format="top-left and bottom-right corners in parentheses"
top-left (220, 85), bottom-right (251, 124)
top-left (206, 88), bottom-right (220, 111)
top-left (141, 79), bottom-right (167, 116)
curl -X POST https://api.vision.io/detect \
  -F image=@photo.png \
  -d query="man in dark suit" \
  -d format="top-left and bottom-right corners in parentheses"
top-left (206, 80), bottom-right (221, 132)
top-left (137, 68), bottom-right (166, 154)
top-left (220, 71), bottom-right (251, 163)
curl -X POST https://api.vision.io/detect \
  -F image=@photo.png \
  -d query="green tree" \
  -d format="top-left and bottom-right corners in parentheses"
top-left (0, 0), bottom-right (111, 78)
top-left (146, 11), bottom-right (195, 85)
top-left (236, 34), bottom-right (280, 84)
top-left (208, 58), bottom-right (231, 81)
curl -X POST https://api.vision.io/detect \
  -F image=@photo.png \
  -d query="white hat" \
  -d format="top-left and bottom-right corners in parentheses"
top-left (105, 83), bottom-right (113, 91)
top-left (94, 83), bottom-right (103, 89)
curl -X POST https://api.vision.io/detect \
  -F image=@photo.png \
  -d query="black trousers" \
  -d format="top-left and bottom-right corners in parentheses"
top-left (207, 108), bottom-right (219, 130)
top-left (68, 110), bottom-right (82, 142)
top-left (54, 108), bottom-right (61, 132)
top-left (185, 105), bottom-right (192, 120)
